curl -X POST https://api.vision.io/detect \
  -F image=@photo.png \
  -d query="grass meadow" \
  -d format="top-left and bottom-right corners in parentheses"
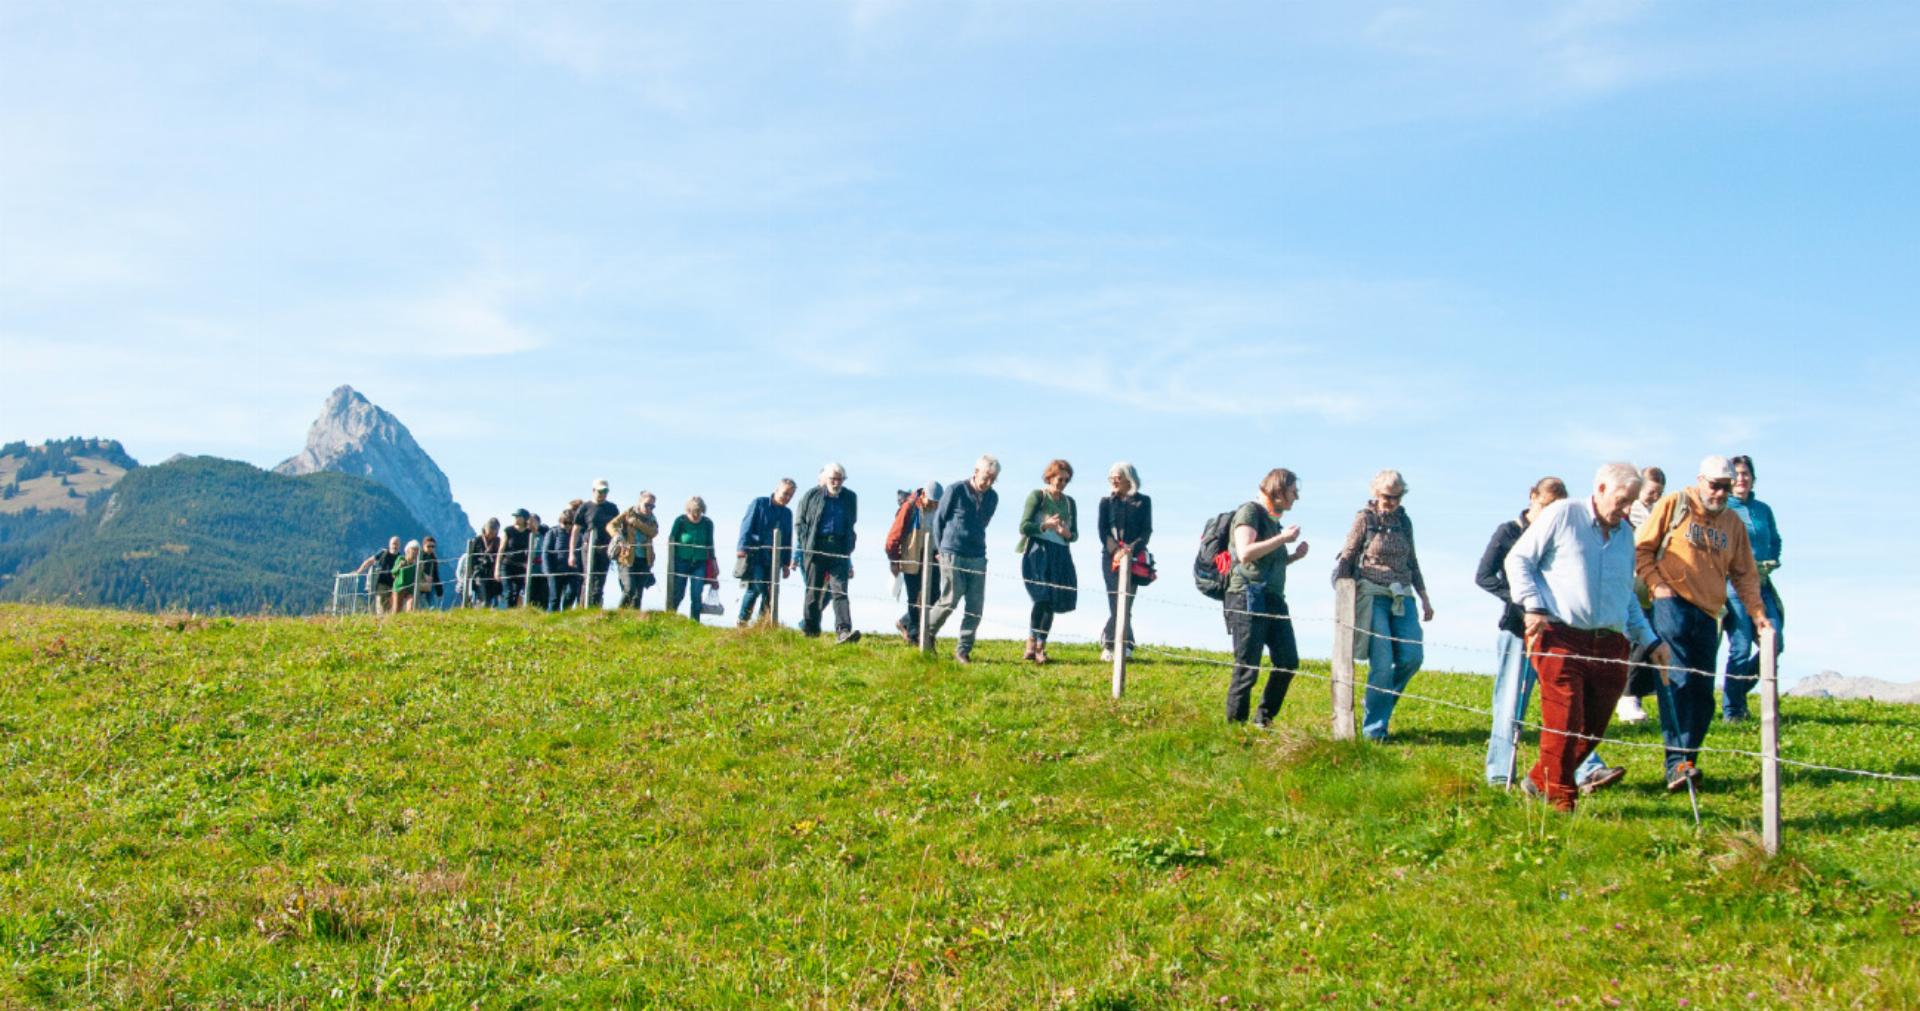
top-left (2, 605), bottom-right (1916, 1008)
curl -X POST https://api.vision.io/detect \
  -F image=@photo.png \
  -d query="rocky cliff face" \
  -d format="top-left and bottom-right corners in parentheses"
top-left (275, 386), bottom-right (472, 548)
top-left (1786, 671), bottom-right (1920, 705)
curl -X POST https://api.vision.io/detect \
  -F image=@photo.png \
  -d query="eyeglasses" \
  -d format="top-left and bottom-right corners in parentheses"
top-left (1707, 479), bottom-right (1733, 492)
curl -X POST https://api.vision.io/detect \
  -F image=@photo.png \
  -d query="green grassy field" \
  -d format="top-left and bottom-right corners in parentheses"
top-left (3, 605), bottom-right (1916, 1009)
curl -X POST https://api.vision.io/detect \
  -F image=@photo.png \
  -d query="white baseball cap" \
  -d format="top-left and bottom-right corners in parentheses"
top-left (592, 478), bottom-right (610, 491)
top-left (1699, 456), bottom-right (1734, 481)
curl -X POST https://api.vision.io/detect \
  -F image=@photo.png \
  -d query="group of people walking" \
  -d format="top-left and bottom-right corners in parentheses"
top-left (349, 451), bottom-right (1784, 815)
top-left (1473, 455), bottom-right (1782, 812)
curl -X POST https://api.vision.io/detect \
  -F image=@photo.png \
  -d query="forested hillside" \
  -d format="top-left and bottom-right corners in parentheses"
top-left (0, 456), bottom-right (425, 613)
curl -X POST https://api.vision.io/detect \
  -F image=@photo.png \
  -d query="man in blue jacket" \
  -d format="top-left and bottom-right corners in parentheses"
top-left (736, 479), bottom-right (797, 626)
top-left (924, 455), bottom-right (1001, 663)
top-left (1721, 454), bottom-right (1784, 722)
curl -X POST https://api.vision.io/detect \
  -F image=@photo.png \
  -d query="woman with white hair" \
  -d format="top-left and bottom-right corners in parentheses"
top-left (1098, 461), bottom-right (1152, 662)
top-left (666, 495), bottom-right (715, 621)
top-left (390, 540), bottom-right (421, 613)
top-left (1334, 469), bottom-right (1434, 741)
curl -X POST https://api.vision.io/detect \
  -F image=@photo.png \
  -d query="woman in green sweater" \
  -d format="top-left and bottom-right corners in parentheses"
top-left (666, 496), bottom-right (716, 621)
top-left (1018, 459), bottom-right (1079, 663)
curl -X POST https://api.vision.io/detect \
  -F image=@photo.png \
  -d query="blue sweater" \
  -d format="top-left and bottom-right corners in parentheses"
top-left (1729, 495), bottom-right (1781, 567)
top-left (935, 479), bottom-right (998, 558)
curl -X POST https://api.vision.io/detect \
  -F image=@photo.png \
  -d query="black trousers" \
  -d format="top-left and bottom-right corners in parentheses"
top-left (1224, 589), bottom-right (1298, 724)
top-left (803, 556), bottom-right (852, 637)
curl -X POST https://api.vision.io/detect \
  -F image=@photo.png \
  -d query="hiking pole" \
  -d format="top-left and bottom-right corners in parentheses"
top-left (1684, 769), bottom-right (1702, 828)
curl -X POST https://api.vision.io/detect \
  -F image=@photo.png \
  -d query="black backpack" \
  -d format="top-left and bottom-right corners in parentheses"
top-left (1193, 510), bottom-right (1237, 600)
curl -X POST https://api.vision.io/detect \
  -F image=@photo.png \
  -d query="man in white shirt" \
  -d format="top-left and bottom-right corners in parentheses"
top-left (1506, 462), bottom-right (1672, 811)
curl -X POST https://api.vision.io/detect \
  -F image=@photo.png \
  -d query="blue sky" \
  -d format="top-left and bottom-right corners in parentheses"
top-left (3, 1), bottom-right (1916, 682)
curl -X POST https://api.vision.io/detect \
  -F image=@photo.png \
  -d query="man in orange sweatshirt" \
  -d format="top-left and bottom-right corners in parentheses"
top-left (1635, 455), bottom-right (1771, 790)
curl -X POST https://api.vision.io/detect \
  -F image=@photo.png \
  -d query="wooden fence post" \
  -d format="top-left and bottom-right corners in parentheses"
top-left (1111, 562), bottom-right (1132, 700)
top-left (918, 532), bottom-right (935, 654)
top-left (1332, 576), bottom-right (1357, 741)
top-left (769, 528), bottom-right (782, 627)
top-left (1760, 627), bottom-right (1782, 856)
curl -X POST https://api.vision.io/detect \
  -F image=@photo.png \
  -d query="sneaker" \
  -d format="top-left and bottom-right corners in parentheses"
top-left (1022, 638), bottom-right (1037, 662)
top-left (1665, 761), bottom-right (1700, 792)
top-left (1615, 696), bottom-right (1648, 724)
top-left (954, 648), bottom-right (972, 665)
top-left (1722, 711), bottom-right (1749, 725)
top-left (1034, 644), bottom-right (1050, 665)
top-left (1100, 648), bottom-right (1114, 663)
top-left (1578, 766), bottom-right (1627, 796)
top-left (837, 630), bottom-right (862, 645)
top-left (1519, 777), bottom-right (1544, 801)
top-left (896, 619), bottom-right (913, 644)
top-left (1124, 646), bottom-right (1134, 660)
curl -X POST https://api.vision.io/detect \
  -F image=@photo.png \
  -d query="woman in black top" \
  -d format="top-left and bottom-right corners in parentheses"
top-left (1099, 462), bottom-right (1153, 661)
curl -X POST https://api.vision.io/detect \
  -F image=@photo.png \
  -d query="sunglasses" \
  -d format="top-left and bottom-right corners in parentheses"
top-left (1707, 479), bottom-right (1733, 492)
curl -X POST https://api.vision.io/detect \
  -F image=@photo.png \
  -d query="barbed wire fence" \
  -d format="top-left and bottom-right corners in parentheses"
top-left (327, 537), bottom-right (1917, 856)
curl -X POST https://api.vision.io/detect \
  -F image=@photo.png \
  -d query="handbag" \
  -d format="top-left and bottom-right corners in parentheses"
top-left (733, 555), bottom-right (750, 580)
top-left (1110, 543), bottom-right (1157, 586)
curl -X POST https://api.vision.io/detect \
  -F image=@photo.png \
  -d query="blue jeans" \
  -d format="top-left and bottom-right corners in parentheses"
top-left (1361, 595), bottom-right (1423, 740)
top-left (1653, 595), bottom-right (1721, 774)
top-left (666, 556), bottom-right (705, 621)
top-left (1721, 581), bottom-right (1783, 718)
top-left (1486, 630), bottom-right (1607, 785)
top-left (737, 558), bottom-right (774, 623)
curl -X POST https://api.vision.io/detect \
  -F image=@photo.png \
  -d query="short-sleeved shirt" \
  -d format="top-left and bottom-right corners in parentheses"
top-left (1227, 501), bottom-right (1288, 597)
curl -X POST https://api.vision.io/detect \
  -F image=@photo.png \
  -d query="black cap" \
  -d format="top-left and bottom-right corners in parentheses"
top-left (513, 508), bottom-right (531, 519)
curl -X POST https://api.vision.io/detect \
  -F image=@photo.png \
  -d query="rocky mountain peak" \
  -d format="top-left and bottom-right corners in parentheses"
top-left (275, 386), bottom-right (472, 549)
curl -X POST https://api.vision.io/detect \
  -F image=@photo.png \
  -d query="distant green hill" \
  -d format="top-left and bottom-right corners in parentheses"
top-left (0, 456), bottom-right (423, 613)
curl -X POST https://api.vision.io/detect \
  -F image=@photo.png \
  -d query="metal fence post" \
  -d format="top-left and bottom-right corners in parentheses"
top-left (1332, 576), bottom-right (1357, 741)
top-left (523, 531), bottom-right (535, 609)
top-left (1110, 561), bottom-right (1132, 700)
top-left (1761, 627), bottom-right (1782, 856)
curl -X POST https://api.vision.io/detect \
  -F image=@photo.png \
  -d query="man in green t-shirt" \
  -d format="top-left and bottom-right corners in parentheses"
top-left (1225, 468), bottom-right (1310, 726)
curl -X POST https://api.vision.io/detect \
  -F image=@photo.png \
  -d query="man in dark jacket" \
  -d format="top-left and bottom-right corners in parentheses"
top-left (419, 536), bottom-right (445, 610)
top-left (497, 509), bottom-right (534, 608)
top-left (571, 479), bottom-right (619, 608)
top-left (1476, 477), bottom-right (1620, 793)
top-left (736, 479), bottom-right (797, 626)
top-left (793, 463), bottom-right (860, 642)
top-left (544, 507), bottom-right (580, 611)
top-left (925, 455), bottom-right (1001, 663)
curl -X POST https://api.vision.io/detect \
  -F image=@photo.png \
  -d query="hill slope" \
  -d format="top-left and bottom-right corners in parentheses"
top-left (1, 606), bottom-right (1914, 1008)
top-left (0, 437), bottom-right (138, 515)
top-left (0, 457), bottom-right (421, 613)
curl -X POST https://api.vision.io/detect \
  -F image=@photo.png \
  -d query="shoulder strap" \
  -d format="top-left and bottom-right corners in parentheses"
top-left (1654, 496), bottom-right (1691, 565)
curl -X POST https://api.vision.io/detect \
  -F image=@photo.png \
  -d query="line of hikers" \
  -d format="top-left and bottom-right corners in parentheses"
top-left (351, 451), bottom-right (1783, 812)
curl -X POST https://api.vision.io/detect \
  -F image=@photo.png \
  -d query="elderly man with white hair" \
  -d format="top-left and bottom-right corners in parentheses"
top-left (926, 454), bottom-right (1001, 664)
top-left (1504, 463), bottom-right (1671, 811)
top-left (794, 463), bottom-right (861, 643)
top-left (1636, 455), bottom-right (1770, 791)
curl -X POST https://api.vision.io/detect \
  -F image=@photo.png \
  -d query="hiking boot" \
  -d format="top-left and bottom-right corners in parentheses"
top-left (896, 619), bottom-right (913, 645)
top-left (1034, 643), bottom-right (1050, 665)
top-left (1615, 695), bottom-right (1648, 724)
top-left (837, 630), bottom-right (862, 645)
top-left (954, 647), bottom-right (972, 665)
top-left (1578, 766), bottom-right (1627, 796)
top-left (1520, 777), bottom-right (1545, 802)
top-left (1023, 638), bottom-right (1037, 662)
top-left (1665, 761), bottom-right (1700, 792)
